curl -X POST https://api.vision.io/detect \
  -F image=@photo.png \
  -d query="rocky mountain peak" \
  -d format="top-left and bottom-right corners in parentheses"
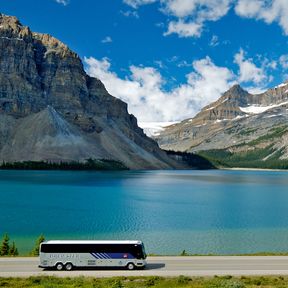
top-left (0, 13), bottom-right (181, 169)
top-left (33, 32), bottom-right (75, 57)
top-left (0, 14), bottom-right (73, 58)
top-left (227, 83), bottom-right (247, 96)
top-left (189, 84), bottom-right (250, 125)
top-left (156, 80), bottom-right (288, 155)
top-left (0, 14), bottom-right (32, 40)
top-left (0, 13), bottom-right (21, 27)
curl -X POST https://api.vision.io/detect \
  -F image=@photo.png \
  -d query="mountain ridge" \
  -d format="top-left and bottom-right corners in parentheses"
top-left (0, 13), bottom-right (185, 169)
top-left (156, 81), bottom-right (288, 167)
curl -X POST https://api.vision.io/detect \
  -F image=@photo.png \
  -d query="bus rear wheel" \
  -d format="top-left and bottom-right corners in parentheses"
top-left (56, 262), bottom-right (64, 271)
top-left (65, 262), bottom-right (73, 271)
top-left (127, 263), bottom-right (135, 270)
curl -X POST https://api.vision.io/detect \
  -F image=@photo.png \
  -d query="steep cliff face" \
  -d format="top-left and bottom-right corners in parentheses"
top-left (0, 14), bottom-right (180, 169)
top-left (156, 82), bottom-right (288, 164)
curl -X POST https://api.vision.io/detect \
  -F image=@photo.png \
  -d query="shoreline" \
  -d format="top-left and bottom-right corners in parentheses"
top-left (222, 167), bottom-right (288, 172)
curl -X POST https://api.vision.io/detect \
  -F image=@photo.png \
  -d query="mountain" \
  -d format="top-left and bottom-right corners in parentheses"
top-left (156, 83), bottom-right (288, 168)
top-left (0, 13), bottom-right (183, 169)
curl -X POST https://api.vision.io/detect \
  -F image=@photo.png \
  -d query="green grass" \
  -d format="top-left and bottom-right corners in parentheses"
top-left (1, 275), bottom-right (288, 287)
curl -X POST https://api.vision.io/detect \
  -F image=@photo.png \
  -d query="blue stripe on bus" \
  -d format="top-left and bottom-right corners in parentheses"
top-left (90, 253), bottom-right (134, 259)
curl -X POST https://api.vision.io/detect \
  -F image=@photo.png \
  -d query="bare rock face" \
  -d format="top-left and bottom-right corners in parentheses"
top-left (0, 14), bottom-right (180, 169)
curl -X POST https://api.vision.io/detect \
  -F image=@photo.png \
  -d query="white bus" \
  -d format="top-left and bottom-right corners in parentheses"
top-left (39, 240), bottom-right (147, 271)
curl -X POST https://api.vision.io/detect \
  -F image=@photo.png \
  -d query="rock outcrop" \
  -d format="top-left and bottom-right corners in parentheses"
top-left (0, 14), bottom-right (181, 169)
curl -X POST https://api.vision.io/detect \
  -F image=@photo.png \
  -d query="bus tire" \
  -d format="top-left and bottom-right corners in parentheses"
top-left (65, 262), bottom-right (73, 271)
top-left (56, 262), bottom-right (64, 271)
top-left (127, 263), bottom-right (135, 270)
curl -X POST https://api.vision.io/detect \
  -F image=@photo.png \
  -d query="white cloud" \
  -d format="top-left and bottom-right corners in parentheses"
top-left (209, 35), bottom-right (219, 47)
top-left (234, 0), bottom-right (263, 18)
top-left (235, 0), bottom-right (288, 35)
top-left (234, 49), bottom-right (266, 84)
top-left (268, 60), bottom-right (277, 70)
top-left (101, 36), bottom-right (113, 44)
top-left (123, 0), bottom-right (288, 38)
top-left (84, 56), bottom-right (235, 122)
top-left (55, 0), bottom-right (69, 5)
top-left (164, 20), bottom-right (202, 37)
top-left (123, 0), bottom-right (157, 8)
top-left (124, 0), bottom-right (232, 38)
top-left (120, 10), bottom-right (140, 18)
top-left (163, 0), bottom-right (232, 38)
top-left (245, 86), bottom-right (267, 95)
top-left (280, 54), bottom-right (288, 69)
top-left (162, 0), bottom-right (198, 18)
top-left (164, 0), bottom-right (231, 21)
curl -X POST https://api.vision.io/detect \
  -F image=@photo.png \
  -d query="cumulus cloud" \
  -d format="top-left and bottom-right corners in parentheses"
top-left (162, 0), bottom-right (231, 20)
top-left (164, 20), bottom-right (202, 37)
top-left (55, 0), bottom-right (69, 5)
top-left (235, 0), bottom-right (288, 35)
top-left (124, 0), bottom-right (232, 38)
top-left (84, 56), bottom-right (235, 122)
top-left (234, 49), bottom-right (266, 84)
top-left (163, 0), bottom-right (231, 38)
top-left (123, 0), bottom-right (288, 38)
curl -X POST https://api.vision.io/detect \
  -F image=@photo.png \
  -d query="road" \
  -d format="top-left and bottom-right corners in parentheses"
top-left (1, 256), bottom-right (288, 277)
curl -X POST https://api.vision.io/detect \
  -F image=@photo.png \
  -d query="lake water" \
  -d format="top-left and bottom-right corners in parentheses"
top-left (1, 169), bottom-right (288, 255)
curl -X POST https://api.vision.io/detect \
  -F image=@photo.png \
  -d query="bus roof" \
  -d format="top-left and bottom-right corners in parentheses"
top-left (42, 240), bottom-right (143, 245)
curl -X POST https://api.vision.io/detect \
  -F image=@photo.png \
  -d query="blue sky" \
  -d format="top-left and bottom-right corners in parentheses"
top-left (2, 0), bottom-right (288, 122)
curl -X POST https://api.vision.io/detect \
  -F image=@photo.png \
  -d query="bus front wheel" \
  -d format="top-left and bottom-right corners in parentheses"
top-left (127, 263), bottom-right (135, 270)
top-left (56, 262), bottom-right (64, 271)
top-left (65, 262), bottom-right (73, 271)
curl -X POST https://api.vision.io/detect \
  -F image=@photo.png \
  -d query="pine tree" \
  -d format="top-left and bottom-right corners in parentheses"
top-left (30, 234), bottom-right (45, 256)
top-left (0, 233), bottom-right (10, 256)
top-left (9, 241), bottom-right (18, 256)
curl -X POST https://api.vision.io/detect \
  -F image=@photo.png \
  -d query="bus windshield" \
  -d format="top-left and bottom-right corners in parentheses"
top-left (141, 243), bottom-right (147, 259)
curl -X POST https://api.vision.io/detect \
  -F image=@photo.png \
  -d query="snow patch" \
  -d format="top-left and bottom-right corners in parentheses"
top-left (239, 101), bottom-right (288, 114)
top-left (275, 82), bottom-right (288, 89)
top-left (206, 105), bottom-right (216, 111)
top-left (265, 114), bottom-right (281, 118)
top-left (138, 121), bottom-right (178, 137)
top-left (232, 115), bottom-right (248, 121)
top-left (214, 119), bottom-right (229, 123)
top-left (0, 36), bottom-right (23, 41)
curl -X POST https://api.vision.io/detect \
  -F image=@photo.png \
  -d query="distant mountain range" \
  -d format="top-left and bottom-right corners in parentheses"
top-left (156, 83), bottom-right (288, 169)
top-left (0, 13), bottom-right (185, 170)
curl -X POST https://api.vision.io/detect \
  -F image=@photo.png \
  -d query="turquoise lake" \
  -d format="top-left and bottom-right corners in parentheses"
top-left (1, 169), bottom-right (288, 255)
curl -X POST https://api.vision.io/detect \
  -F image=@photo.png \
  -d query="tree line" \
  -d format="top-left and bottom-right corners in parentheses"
top-left (0, 233), bottom-right (45, 256)
top-left (0, 159), bottom-right (128, 171)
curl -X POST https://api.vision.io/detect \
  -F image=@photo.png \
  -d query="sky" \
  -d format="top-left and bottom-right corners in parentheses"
top-left (2, 0), bottom-right (288, 122)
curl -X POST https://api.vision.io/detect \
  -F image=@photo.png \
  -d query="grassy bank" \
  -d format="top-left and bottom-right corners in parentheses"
top-left (1, 275), bottom-right (288, 287)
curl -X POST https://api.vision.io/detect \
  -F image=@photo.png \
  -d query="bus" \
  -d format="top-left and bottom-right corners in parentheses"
top-left (39, 240), bottom-right (147, 271)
